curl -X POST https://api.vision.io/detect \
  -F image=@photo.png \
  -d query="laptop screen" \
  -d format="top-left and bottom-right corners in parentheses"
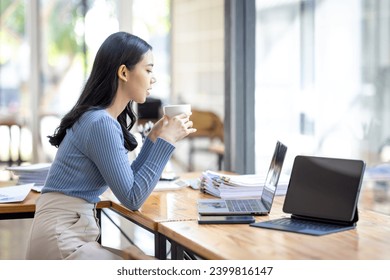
top-left (283, 156), bottom-right (365, 222)
top-left (261, 141), bottom-right (287, 210)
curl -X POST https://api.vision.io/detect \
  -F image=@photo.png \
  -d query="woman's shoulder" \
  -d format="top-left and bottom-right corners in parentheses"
top-left (82, 109), bottom-right (116, 124)
top-left (76, 109), bottom-right (120, 132)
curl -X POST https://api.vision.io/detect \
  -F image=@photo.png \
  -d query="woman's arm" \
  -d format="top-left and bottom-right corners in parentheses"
top-left (130, 137), bottom-right (154, 172)
top-left (87, 116), bottom-right (174, 210)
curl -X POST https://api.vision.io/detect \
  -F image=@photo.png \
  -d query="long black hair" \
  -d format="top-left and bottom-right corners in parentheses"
top-left (48, 32), bottom-right (152, 151)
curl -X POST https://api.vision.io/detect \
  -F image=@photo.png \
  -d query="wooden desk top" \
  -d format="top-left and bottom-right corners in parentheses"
top-left (104, 173), bottom-right (207, 231)
top-left (103, 173), bottom-right (390, 232)
top-left (2, 172), bottom-right (389, 260)
top-left (0, 182), bottom-right (111, 215)
top-left (158, 196), bottom-right (390, 260)
top-left (0, 189), bottom-right (40, 214)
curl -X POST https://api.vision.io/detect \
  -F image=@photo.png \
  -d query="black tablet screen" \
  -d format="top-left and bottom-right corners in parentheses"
top-left (283, 156), bottom-right (365, 222)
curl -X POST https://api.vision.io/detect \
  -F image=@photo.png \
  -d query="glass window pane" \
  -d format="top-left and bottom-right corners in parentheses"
top-left (0, 0), bottom-right (31, 168)
top-left (255, 0), bottom-right (390, 175)
top-left (39, 0), bottom-right (119, 160)
top-left (133, 0), bottom-right (171, 102)
top-left (0, 0), bottom-right (27, 115)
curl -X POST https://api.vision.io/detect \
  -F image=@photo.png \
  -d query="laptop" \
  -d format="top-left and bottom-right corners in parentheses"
top-left (197, 141), bottom-right (287, 216)
top-left (251, 155), bottom-right (366, 235)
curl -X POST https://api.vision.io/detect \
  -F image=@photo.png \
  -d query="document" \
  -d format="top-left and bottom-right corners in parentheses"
top-left (153, 180), bottom-right (189, 191)
top-left (0, 184), bottom-right (33, 203)
top-left (199, 170), bottom-right (290, 199)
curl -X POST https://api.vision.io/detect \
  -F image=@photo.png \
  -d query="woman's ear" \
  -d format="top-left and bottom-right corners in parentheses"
top-left (117, 65), bottom-right (128, 82)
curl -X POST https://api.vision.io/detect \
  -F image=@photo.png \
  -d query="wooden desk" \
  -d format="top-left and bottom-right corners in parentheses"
top-left (0, 188), bottom-right (111, 220)
top-left (2, 174), bottom-right (389, 260)
top-left (0, 178), bottom-right (202, 259)
top-left (0, 182), bottom-right (112, 246)
top-left (0, 189), bottom-right (41, 220)
top-left (158, 193), bottom-right (390, 260)
top-left (102, 172), bottom-right (206, 258)
top-left (0, 181), bottom-right (38, 219)
top-left (103, 174), bottom-right (390, 260)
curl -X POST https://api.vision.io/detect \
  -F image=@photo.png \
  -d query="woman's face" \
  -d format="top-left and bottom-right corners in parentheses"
top-left (125, 50), bottom-right (156, 103)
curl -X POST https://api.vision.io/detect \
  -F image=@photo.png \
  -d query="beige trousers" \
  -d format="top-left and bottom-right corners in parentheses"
top-left (25, 192), bottom-right (122, 260)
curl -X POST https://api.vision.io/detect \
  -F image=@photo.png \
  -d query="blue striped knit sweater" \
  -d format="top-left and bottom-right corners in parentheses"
top-left (42, 109), bottom-right (175, 210)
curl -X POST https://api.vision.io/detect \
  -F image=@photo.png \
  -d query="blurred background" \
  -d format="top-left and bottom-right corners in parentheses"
top-left (1, 0), bottom-right (390, 176)
top-left (0, 0), bottom-right (225, 176)
top-left (1, 0), bottom-right (390, 258)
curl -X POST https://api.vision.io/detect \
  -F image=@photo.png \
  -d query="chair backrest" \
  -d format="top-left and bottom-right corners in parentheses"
top-left (189, 109), bottom-right (224, 142)
top-left (136, 97), bottom-right (162, 125)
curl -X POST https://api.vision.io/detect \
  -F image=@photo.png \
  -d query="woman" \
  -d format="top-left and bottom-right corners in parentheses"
top-left (25, 32), bottom-right (196, 260)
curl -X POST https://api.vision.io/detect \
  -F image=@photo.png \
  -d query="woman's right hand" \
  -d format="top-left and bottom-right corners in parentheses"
top-left (148, 113), bottom-right (196, 144)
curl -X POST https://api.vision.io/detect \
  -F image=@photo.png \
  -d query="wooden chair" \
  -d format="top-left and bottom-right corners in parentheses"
top-left (187, 109), bottom-right (224, 171)
top-left (136, 97), bottom-right (162, 126)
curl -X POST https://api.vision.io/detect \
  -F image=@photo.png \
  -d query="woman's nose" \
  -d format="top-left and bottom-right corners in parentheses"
top-left (151, 76), bottom-right (157, 84)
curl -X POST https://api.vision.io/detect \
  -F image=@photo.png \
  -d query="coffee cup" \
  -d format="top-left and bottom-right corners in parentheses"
top-left (163, 104), bottom-right (191, 118)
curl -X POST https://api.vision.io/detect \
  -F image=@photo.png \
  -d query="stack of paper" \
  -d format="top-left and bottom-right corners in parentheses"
top-left (6, 163), bottom-right (51, 187)
top-left (199, 170), bottom-right (289, 199)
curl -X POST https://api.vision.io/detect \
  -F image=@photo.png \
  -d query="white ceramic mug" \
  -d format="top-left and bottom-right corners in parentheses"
top-left (163, 104), bottom-right (191, 118)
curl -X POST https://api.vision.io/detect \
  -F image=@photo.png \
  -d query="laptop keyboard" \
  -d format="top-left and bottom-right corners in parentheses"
top-left (250, 217), bottom-right (355, 235)
top-left (269, 218), bottom-right (346, 231)
top-left (225, 199), bottom-right (264, 212)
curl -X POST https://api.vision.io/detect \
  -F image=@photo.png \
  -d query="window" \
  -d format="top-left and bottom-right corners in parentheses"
top-left (40, 0), bottom-right (119, 160)
top-left (255, 0), bottom-right (390, 174)
top-left (0, 0), bottom-right (171, 163)
top-left (0, 0), bottom-right (30, 166)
